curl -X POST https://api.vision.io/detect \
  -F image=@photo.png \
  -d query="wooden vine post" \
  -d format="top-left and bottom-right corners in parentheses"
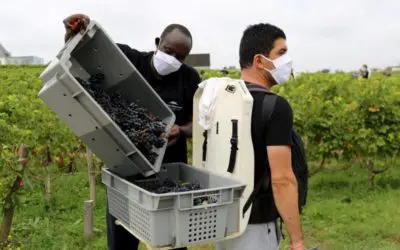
top-left (84, 200), bottom-right (94, 240)
top-left (86, 147), bottom-right (96, 207)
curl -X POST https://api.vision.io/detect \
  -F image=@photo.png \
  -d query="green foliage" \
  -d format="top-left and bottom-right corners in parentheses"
top-left (273, 74), bottom-right (400, 170)
top-left (0, 66), bottom-right (78, 210)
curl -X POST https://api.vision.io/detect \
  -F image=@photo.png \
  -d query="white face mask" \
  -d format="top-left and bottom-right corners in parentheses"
top-left (262, 54), bottom-right (293, 84)
top-left (152, 50), bottom-right (182, 76)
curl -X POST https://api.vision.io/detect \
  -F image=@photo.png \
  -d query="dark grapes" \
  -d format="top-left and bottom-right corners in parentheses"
top-left (76, 74), bottom-right (167, 164)
top-left (134, 178), bottom-right (203, 194)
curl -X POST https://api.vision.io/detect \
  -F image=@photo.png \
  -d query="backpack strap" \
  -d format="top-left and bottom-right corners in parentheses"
top-left (227, 119), bottom-right (239, 173)
top-left (227, 83), bottom-right (269, 173)
top-left (242, 83), bottom-right (277, 217)
top-left (202, 130), bottom-right (208, 161)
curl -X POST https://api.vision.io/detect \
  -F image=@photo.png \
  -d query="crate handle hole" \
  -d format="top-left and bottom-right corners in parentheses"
top-left (63, 93), bottom-right (67, 96)
top-left (116, 149), bottom-right (120, 151)
top-left (68, 114), bottom-right (72, 117)
top-left (92, 138), bottom-right (96, 141)
top-left (95, 126), bottom-right (99, 130)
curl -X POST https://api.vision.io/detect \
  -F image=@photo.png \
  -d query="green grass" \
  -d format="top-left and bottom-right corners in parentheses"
top-left (297, 164), bottom-right (400, 250)
top-left (7, 162), bottom-right (400, 250)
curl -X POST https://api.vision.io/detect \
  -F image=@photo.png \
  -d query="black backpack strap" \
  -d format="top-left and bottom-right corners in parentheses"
top-left (227, 119), bottom-right (239, 173)
top-left (202, 130), bottom-right (208, 161)
top-left (226, 83), bottom-right (271, 174)
top-left (242, 86), bottom-right (277, 217)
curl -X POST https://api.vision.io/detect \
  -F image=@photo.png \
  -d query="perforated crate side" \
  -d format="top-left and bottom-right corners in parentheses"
top-left (107, 187), bottom-right (130, 226)
top-left (173, 206), bottom-right (230, 246)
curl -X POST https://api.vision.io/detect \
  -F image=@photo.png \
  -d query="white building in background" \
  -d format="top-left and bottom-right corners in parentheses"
top-left (0, 43), bottom-right (44, 65)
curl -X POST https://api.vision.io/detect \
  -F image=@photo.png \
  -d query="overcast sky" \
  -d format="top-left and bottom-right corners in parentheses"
top-left (1, 0), bottom-right (399, 72)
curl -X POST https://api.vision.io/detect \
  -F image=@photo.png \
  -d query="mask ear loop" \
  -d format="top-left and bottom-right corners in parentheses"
top-left (259, 54), bottom-right (277, 72)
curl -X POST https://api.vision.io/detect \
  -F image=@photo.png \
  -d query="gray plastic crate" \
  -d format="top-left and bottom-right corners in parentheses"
top-left (103, 163), bottom-right (246, 248)
top-left (38, 20), bottom-right (175, 177)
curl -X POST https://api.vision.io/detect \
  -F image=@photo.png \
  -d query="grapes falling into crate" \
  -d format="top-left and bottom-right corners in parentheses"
top-left (38, 20), bottom-right (246, 249)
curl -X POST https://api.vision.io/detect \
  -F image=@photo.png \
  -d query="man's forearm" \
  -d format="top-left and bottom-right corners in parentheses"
top-left (272, 175), bottom-right (303, 243)
top-left (179, 121), bottom-right (192, 137)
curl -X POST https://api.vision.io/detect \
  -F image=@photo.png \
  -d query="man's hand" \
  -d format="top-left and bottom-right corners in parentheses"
top-left (165, 124), bottom-right (181, 147)
top-left (63, 14), bottom-right (91, 42)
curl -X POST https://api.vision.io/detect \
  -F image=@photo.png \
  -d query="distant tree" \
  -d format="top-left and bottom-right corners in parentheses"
top-left (321, 69), bottom-right (330, 74)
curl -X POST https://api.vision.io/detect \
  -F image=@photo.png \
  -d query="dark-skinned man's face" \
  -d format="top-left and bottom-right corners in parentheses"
top-left (155, 29), bottom-right (192, 62)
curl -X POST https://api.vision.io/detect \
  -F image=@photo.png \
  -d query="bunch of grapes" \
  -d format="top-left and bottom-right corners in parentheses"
top-left (76, 73), bottom-right (167, 164)
top-left (134, 178), bottom-right (202, 194)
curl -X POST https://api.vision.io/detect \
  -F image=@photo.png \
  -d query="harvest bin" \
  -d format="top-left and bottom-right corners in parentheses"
top-left (38, 20), bottom-right (175, 177)
top-left (103, 163), bottom-right (246, 248)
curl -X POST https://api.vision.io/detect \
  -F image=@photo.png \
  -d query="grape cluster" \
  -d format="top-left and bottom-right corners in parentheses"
top-left (76, 73), bottom-right (167, 164)
top-left (134, 178), bottom-right (202, 194)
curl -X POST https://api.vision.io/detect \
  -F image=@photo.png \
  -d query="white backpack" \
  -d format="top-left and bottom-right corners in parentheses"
top-left (192, 77), bottom-right (277, 238)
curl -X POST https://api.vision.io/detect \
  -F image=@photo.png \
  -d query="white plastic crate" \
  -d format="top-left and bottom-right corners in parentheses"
top-left (38, 20), bottom-right (175, 177)
top-left (103, 163), bottom-right (246, 248)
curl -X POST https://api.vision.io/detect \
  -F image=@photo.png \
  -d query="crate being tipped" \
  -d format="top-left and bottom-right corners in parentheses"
top-left (38, 20), bottom-right (175, 177)
top-left (103, 163), bottom-right (246, 248)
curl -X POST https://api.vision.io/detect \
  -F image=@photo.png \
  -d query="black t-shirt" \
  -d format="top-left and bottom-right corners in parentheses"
top-left (117, 43), bottom-right (201, 164)
top-left (246, 82), bottom-right (293, 224)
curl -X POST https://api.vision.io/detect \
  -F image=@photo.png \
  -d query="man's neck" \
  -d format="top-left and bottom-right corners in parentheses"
top-left (241, 68), bottom-right (273, 89)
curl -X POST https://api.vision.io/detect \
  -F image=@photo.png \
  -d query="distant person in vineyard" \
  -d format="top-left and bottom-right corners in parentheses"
top-left (216, 23), bottom-right (306, 250)
top-left (63, 14), bottom-right (200, 250)
top-left (359, 64), bottom-right (371, 79)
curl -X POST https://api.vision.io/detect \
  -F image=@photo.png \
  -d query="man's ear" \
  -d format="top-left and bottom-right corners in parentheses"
top-left (155, 37), bottom-right (160, 47)
top-left (253, 54), bottom-right (265, 70)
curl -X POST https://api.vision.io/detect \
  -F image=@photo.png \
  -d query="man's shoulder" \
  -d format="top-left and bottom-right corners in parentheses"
top-left (116, 43), bottom-right (153, 58)
top-left (181, 64), bottom-right (200, 79)
top-left (253, 91), bottom-right (292, 109)
top-left (270, 94), bottom-right (293, 119)
top-left (273, 94), bottom-right (292, 108)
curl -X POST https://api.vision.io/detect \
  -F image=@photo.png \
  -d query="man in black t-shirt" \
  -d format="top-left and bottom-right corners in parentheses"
top-left (216, 24), bottom-right (305, 250)
top-left (63, 14), bottom-right (200, 250)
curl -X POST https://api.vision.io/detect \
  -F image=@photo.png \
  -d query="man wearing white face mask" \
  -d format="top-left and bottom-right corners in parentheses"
top-left (63, 14), bottom-right (200, 250)
top-left (216, 23), bottom-right (305, 250)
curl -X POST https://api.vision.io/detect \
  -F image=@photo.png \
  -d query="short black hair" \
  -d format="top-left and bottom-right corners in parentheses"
top-left (160, 24), bottom-right (193, 43)
top-left (239, 23), bottom-right (286, 69)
